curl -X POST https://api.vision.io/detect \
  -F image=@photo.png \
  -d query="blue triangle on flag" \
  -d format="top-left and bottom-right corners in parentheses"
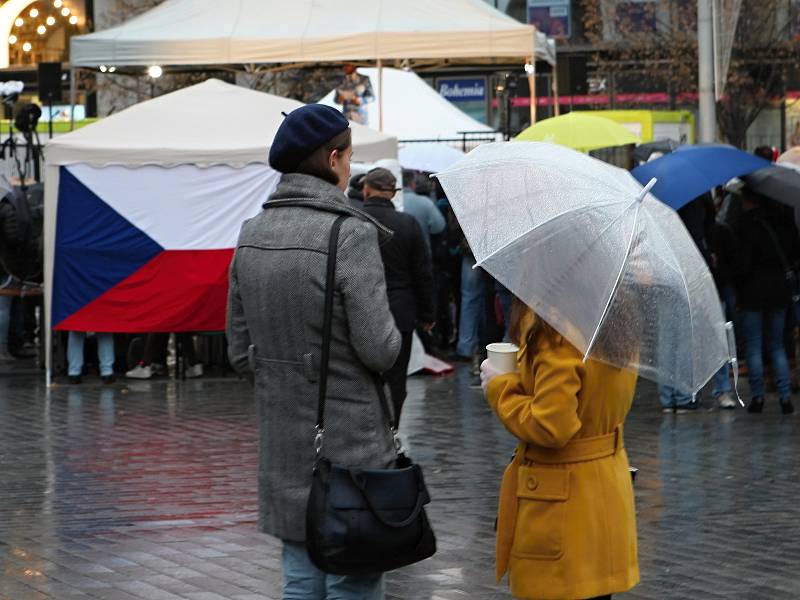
top-left (53, 166), bottom-right (164, 327)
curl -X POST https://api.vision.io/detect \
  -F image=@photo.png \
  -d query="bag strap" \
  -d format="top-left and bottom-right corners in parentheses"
top-left (315, 216), bottom-right (347, 443)
top-left (755, 217), bottom-right (792, 273)
top-left (314, 215), bottom-right (404, 459)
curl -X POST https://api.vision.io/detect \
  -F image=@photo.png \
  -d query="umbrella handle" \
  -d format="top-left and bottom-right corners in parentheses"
top-left (636, 178), bottom-right (658, 203)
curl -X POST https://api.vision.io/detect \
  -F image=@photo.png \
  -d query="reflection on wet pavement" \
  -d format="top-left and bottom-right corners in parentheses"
top-left (0, 367), bottom-right (798, 599)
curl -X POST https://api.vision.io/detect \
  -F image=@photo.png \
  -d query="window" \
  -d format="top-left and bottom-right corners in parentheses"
top-left (616, 0), bottom-right (657, 34)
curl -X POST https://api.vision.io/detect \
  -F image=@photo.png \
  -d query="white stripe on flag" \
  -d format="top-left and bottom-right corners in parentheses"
top-left (66, 163), bottom-right (280, 250)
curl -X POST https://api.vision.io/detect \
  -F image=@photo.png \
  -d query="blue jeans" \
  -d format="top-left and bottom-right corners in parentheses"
top-left (282, 541), bottom-right (384, 599)
top-left (740, 309), bottom-right (791, 398)
top-left (456, 255), bottom-right (488, 357)
top-left (68, 331), bottom-right (115, 377)
top-left (0, 294), bottom-right (10, 347)
top-left (713, 299), bottom-right (732, 397)
top-left (658, 384), bottom-right (693, 408)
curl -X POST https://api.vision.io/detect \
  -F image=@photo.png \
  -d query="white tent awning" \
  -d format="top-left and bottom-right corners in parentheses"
top-left (319, 67), bottom-right (497, 141)
top-left (70, 0), bottom-right (555, 67)
top-left (46, 79), bottom-right (398, 167)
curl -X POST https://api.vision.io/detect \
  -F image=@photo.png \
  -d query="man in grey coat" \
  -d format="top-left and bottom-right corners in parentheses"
top-left (227, 105), bottom-right (401, 598)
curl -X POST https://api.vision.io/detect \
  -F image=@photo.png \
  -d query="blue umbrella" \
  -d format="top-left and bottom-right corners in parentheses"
top-left (631, 144), bottom-right (771, 210)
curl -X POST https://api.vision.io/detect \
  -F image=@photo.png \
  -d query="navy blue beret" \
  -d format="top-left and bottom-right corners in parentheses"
top-left (269, 104), bottom-right (350, 173)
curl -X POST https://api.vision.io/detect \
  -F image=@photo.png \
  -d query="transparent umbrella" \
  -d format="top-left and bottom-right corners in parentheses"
top-left (435, 142), bottom-right (736, 396)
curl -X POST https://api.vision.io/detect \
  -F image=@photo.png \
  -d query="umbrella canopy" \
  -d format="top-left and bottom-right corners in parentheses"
top-left (435, 142), bottom-right (732, 395)
top-left (778, 147), bottom-right (800, 167)
top-left (515, 112), bottom-right (641, 152)
top-left (632, 144), bottom-right (770, 210)
top-left (399, 143), bottom-right (465, 173)
top-left (632, 139), bottom-right (680, 164)
top-left (742, 164), bottom-right (800, 207)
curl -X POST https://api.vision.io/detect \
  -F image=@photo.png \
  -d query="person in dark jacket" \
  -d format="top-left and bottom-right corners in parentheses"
top-left (734, 192), bottom-right (799, 415)
top-left (362, 167), bottom-right (435, 422)
top-left (227, 105), bottom-right (401, 599)
top-left (0, 196), bottom-right (20, 363)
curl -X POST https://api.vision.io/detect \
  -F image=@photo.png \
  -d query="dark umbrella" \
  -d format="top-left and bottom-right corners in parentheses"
top-left (741, 165), bottom-right (800, 208)
top-left (632, 144), bottom-right (771, 210)
top-left (633, 139), bottom-right (680, 164)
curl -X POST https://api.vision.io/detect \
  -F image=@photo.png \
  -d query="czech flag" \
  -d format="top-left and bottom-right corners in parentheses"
top-left (52, 164), bottom-right (279, 332)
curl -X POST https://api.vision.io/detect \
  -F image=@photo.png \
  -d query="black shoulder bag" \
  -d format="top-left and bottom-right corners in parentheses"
top-left (305, 216), bottom-right (437, 576)
top-left (756, 217), bottom-right (800, 303)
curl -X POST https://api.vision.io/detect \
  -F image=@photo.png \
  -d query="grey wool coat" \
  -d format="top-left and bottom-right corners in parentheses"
top-left (226, 173), bottom-right (402, 542)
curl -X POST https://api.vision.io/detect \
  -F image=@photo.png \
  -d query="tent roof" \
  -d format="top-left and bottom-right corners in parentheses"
top-left (320, 67), bottom-right (497, 141)
top-left (45, 79), bottom-right (397, 167)
top-left (70, 0), bottom-right (555, 68)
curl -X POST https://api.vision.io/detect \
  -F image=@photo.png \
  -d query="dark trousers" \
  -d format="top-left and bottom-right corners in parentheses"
top-left (384, 331), bottom-right (414, 424)
top-left (143, 332), bottom-right (198, 366)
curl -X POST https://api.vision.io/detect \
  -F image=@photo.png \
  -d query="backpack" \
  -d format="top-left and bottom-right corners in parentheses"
top-left (0, 183), bottom-right (43, 281)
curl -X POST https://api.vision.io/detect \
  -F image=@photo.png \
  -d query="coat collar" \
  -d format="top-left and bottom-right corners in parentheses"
top-left (364, 197), bottom-right (396, 210)
top-left (264, 173), bottom-right (393, 243)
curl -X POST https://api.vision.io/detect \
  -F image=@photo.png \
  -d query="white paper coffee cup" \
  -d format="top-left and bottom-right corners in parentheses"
top-left (486, 342), bottom-right (520, 374)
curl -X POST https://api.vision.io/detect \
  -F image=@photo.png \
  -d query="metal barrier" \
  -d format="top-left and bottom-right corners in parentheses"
top-left (399, 130), bottom-right (501, 153)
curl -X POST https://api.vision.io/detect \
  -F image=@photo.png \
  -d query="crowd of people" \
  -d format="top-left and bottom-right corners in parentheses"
top-left (2, 101), bottom-right (800, 598)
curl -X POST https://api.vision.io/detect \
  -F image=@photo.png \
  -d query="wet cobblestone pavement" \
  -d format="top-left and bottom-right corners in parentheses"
top-left (1, 365), bottom-right (799, 599)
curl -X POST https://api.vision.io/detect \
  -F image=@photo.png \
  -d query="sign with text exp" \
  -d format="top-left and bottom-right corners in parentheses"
top-left (438, 77), bottom-right (488, 125)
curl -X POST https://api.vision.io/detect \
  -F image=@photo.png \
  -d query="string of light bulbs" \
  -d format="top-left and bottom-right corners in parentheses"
top-left (8, 0), bottom-right (81, 54)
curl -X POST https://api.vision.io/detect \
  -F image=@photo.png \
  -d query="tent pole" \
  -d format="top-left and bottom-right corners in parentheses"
top-left (527, 57), bottom-right (537, 125)
top-left (377, 59), bottom-right (384, 132)
top-left (552, 60), bottom-right (561, 117)
top-left (69, 67), bottom-right (76, 131)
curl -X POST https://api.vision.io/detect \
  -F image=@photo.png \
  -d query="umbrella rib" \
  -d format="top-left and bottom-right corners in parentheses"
top-left (583, 202), bottom-right (641, 362)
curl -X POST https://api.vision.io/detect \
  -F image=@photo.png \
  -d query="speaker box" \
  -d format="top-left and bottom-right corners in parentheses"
top-left (38, 62), bottom-right (63, 103)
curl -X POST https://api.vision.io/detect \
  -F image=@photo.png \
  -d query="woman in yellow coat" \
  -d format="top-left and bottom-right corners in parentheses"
top-left (480, 300), bottom-right (639, 600)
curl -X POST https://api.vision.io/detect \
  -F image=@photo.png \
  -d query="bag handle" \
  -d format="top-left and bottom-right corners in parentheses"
top-left (349, 470), bottom-right (427, 528)
top-left (314, 216), bottom-right (404, 458)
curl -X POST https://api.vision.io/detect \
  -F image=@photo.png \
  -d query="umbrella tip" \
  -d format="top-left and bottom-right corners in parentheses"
top-left (637, 178), bottom-right (658, 203)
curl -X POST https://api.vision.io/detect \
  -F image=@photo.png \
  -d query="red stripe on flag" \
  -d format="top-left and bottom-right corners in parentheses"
top-left (55, 249), bottom-right (234, 333)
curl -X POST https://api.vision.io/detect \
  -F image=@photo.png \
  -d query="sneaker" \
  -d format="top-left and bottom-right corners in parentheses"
top-left (717, 392), bottom-right (737, 410)
top-left (779, 397), bottom-right (795, 415)
top-left (662, 406), bottom-right (675, 414)
top-left (67, 375), bottom-right (82, 385)
top-left (186, 363), bottom-right (204, 379)
top-left (675, 400), bottom-right (701, 414)
top-left (126, 364), bottom-right (153, 379)
top-left (101, 375), bottom-right (116, 385)
top-left (747, 396), bottom-right (764, 414)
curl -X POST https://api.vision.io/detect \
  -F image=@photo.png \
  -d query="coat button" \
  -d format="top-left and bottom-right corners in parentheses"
top-left (526, 476), bottom-right (538, 490)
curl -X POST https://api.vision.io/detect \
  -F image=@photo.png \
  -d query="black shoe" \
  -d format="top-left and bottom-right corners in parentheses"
top-left (469, 375), bottom-right (482, 390)
top-left (675, 400), bottom-right (700, 414)
top-left (101, 375), bottom-right (116, 385)
top-left (779, 397), bottom-right (795, 415)
top-left (747, 396), bottom-right (764, 414)
top-left (67, 375), bottom-right (82, 385)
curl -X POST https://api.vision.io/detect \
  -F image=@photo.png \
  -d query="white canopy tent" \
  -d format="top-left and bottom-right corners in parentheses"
top-left (68, 0), bottom-right (556, 128)
top-left (44, 79), bottom-right (397, 383)
top-left (48, 78), bottom-right (396, 166)
top-left (320, 67), bottom-right (498, 141)
top-left (70, 0), bottom-right (555, 67)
